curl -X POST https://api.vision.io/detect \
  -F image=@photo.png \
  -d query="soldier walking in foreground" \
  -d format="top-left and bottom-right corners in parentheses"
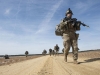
top-left (55, 8), bottom-right (89, 64)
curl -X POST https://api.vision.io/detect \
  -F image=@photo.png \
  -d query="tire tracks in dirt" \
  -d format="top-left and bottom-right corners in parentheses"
top-left (55, 56), bottom-right (100, 75)
top-left (0, 55), bottom-right (100, 75)
top-left (38, 56), bottom-right (53, 75)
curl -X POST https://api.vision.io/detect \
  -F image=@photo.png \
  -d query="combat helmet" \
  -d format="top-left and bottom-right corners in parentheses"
top-left (65, 8), bottom-right (73, 16)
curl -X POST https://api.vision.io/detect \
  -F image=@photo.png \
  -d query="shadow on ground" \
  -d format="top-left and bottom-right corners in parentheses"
top-left (80, 58), bottom-right (100, 64)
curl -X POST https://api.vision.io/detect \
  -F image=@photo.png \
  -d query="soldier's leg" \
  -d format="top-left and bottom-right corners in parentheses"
top-left (54, 52), bottom-right (56, 56)
top-left (72, 40), bottom-right (79, 64)
top-left (63, 40), bottom-right (70, 62)
top-left (55, 50), bottom-right (56, 56)
top-left (55, 51), bottom-right (56, 56)
top-left (57, 51), bottom-right (58, 56)
top-left (26, 54), bottom-right (27, 57)
top-left (58, 51), bottom-right (59, 56)
top-left (63, 34), bottom-right (70, 62)
top-left (72, 45), bottom-right (74, 55)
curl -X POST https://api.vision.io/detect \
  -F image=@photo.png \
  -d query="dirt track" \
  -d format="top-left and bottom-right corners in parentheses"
top-left (0, 55), bottom-right (100, 75)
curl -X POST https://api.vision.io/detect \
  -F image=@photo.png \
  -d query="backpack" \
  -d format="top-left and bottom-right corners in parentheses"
top-left (54, 46), bottom-right (59, 50)
top-left (55, 24), bottom-right (63, 36)
top-left (56, 46), bottom-right (59, 50)
top-left (63, 17), bottom-right (81, 31)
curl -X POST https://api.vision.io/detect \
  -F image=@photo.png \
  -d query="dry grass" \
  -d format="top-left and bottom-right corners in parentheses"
top-left (1, 50), bottom-right (100, 66)
top-left (60, 50), bottom-right (100, 58)
top-left (0, 55), bottom-right (43, 66)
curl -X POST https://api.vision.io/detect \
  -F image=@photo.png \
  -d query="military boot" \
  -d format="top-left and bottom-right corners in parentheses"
top-left (73, 60), bottom-right (80, 64)
top-left (64, 56), bottom-right (67, 62)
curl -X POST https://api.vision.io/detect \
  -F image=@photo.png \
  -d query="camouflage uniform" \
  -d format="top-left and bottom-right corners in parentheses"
top-left (25, 51), bottom-right (29, 57)
top-left (49, 48), bottom-right (52, 56)
top-left (59, 8), bottom-right (79, 64)
top-left (62, 48), bottom-right (64, 53)
top-left (52, 50), bottom-right (55, 56)
top-left (42, 49), bottom-right (47, 55)
top-left (54, 44), bottom-right (59, 56)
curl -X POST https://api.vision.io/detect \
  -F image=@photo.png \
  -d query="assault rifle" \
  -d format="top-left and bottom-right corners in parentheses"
top-left (67, 18), bottom-right (89, 27)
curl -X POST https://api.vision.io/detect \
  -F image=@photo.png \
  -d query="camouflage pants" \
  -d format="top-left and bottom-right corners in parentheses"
top-left (49, 52), bottom-right (52, 56)
top-left (55, 50), bottom-right (59, 56)
top-left (63, 32), bottom-right (78, 60)
top-left (52, 52), bottom-right (55, 56)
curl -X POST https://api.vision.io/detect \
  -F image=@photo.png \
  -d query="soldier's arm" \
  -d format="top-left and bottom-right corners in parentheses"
top-left (59, 21), bottom-right (67, 29)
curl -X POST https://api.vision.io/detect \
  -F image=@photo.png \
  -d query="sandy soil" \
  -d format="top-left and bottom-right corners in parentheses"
top-left (0, 50), bottom-right (100, 75)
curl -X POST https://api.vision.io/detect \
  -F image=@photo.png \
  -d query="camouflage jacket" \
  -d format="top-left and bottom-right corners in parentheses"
top-left (59, 17), bottom-right (78, 33)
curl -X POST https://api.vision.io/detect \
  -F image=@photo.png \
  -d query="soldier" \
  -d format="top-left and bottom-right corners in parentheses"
top-left (62, 48), bottom-right (64, 54)
top-left (52, 50), bottom-right (55, 56)
top-left (49, 48), bottom-right (52, 56)
top-left (54, 44), bottom-right (59, 56)
top-left (60, 8), bottom-right (79, 64)
top-left (58, 8), bottom-right (82, 64)
top-left (25, 51), bottom-right (29, 57)
top-left (42, 49), bottom-right (47, 55)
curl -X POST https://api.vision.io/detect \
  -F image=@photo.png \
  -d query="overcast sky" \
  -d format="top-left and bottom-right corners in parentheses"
top-left (0, 0), bottom-right (100, 55)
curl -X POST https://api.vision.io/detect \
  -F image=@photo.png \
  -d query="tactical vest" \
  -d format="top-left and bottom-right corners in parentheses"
top-left (49, 49), bottom-right (52, 52)
top-left (55, 17), bottom-right (81, 36)
top-left (63, 17), bottom-right (81, 32)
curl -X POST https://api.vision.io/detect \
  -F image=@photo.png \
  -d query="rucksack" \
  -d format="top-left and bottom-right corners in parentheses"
top-left (55, 24), bottom-right (63, 36)
top-left (54, 46), bottom-right (59, 50)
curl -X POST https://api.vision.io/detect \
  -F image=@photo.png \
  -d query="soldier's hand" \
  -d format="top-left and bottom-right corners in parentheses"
top-left (64, 21), bottom-right (67, 24)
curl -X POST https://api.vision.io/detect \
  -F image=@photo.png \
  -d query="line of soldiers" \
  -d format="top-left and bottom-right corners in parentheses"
top-left (42, 44), bottom-right (60, 56)
top-left (49, 44), bottom-right (59, 56)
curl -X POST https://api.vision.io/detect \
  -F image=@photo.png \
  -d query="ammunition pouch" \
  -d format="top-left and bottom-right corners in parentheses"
top-left (75, 33), bottom-right (79, 40)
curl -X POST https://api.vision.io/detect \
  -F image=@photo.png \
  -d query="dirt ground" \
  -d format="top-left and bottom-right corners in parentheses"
top-left (0, 50), bottom-right (100, 75)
